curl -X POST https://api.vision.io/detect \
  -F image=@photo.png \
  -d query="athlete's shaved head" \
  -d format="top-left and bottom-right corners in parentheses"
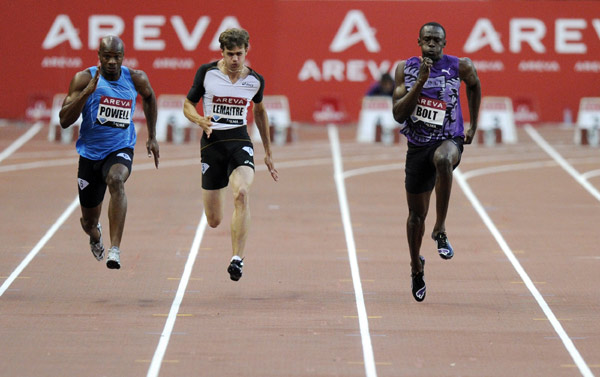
top-left (99, 35), bottom-right (124, 54)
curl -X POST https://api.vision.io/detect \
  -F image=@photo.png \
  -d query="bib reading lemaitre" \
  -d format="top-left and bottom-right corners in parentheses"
top-left (401, 55), bottom-right (464, 146)
top-left (77, 66), bottom-right (138, 160)
top-left (186, 61), bottom-right (265, 131)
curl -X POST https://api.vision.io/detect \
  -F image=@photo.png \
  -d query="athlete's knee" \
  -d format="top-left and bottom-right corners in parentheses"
top-left (233, 186), bottom-right (249, 208)
top-left (407, 210), bottom-right (427, 228)
top-left (206, 214), bottom-right (222, 228)
top-left (106, 172), bottom-right (126, 194)
top-left (80, 216), bottom-right (97, 234)
top-left (204, 209), bottom-right (222, 228)
top-left (433, 152), bottom-right (453, 173)
top-left (207, 217), bottom-right (221, 228)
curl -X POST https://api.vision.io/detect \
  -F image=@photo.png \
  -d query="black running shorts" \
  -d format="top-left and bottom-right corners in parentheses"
top-left (77, 148), bottom-right (134, 208)
top-left (405, 137), bottom-right (464, 194)
top-left (200, 127), bottom-right (255, 190)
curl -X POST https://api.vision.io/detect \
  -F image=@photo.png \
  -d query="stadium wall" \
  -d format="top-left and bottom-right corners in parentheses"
top-left (1, 0), bottom-right (599, 123)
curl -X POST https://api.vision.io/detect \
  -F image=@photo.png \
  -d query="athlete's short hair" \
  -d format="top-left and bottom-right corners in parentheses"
top-left (419, 22), bottom-right (446, 39)
top-left (219, 28), bottom-right (250, 51)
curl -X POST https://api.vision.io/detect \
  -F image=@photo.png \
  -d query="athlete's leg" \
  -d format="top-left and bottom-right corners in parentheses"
top-left (105, 163), bottom-right (130, 248)
top-left (203, 188), bottom-right (226, 228)
top-left (80, 204), bottom-right (102, 241)
top-left (431, 140), bottom-right (460, 239)
top-left (406, 190), bottom-right (431, 274)
top-left (228, 166), bottom-right (254, 258)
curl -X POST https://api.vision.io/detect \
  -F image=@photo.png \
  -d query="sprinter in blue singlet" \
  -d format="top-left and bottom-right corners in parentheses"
top-left (392, 22), bottom-right (481, 302)
top-left (59, 35), bottom-right (160, 270)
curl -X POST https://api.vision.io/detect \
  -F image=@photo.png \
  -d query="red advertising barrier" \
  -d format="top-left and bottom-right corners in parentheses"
top-left (1, 0), bottom-right (599, 123)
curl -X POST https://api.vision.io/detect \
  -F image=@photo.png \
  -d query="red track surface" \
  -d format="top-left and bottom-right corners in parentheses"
top-left (1, 121), bottom-right (599, 377)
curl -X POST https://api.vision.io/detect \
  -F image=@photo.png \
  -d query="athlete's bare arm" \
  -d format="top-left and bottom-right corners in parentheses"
top-left (459, 57), bottom-right (481, 144)
top-left (131, 69), bottom-right (160, 168)
top-left (59, 67), bottom-right (97, 128)
top-left (183, 98), bottom-right (213, 138)
top-left (392, 58), bottom-right (432, 123)
top-left (253, 101), bottom-right (278, 182)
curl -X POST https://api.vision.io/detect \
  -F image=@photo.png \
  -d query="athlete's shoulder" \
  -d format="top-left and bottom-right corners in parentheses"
top-left (121, 66), bottom-right (133, 79)
top-left (247, 67), bottom-right (263, 79)
top-left (70, 66), bottom-right (94, 89)
top-left (443, 54), bottom-right (460, 65)
top-left (406, 56), bottom-right (420, 64)
top-left (198, 61), bottom-right (219, 73)
top-left (247, 67), bottom-right (265, 86)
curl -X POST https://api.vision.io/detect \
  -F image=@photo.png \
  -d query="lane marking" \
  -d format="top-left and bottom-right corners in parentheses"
top-left (343, 163), bottom-right (403, 179)
top-left (0, 276), bottom-right (30, 279)
top-left (461, 160), bottom-right (557, 180)
top-left (546, 336), bottom-right (587, 340)
top-left (525, 125), bottom-right (600, 202)
top-left (152, 314), bottom-right (194, 317)
top-left (455, 168), bottom-right (594, 377)
top-left (563, 365), bottom-right (600, 369)
top-left (0, 196), bottom-right (79, 297)
top-left (348, 361), bottom-right (393, 366)
top-left (146, 213), bottom-right (207, 377)
top-left (581, 169), bottom-right (600, 179)
top-left (328, 124), bottom-right (378, 377)
top-left (167, 277), bottom-right (202, 281)
top-left (0, 121), bottom-right (43, 164)
top-left (511, 281), bottom-right (546, 284)
top-left (344, 316), bottom-right (382, 319)
top-left (0, 158), bottom-right (76, 173)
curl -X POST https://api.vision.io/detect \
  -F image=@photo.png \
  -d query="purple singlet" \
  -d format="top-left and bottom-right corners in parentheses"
top-left (400, 55), bottom-right (464, 146)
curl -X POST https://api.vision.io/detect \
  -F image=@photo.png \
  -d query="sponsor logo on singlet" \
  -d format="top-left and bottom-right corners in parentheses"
top-left (411, 96), bottom-right (447, 129)
top-left (211, 96), bottom-right (248, 125)
top-left (97, 96), bottom-right (132, 129)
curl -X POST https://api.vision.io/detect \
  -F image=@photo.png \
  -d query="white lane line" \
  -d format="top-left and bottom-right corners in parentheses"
top-left (460, 160), bottom-right (557, 180)
top-left (0, 196), bottom-right (79, 297)
top-left (343, 163), bottom-right (403, 179)
top-left (525, 125), bottom-right (600, 202)
top-left (0, 158), bottom-right (75, 173)
top-left (328, 124), bottom-right (377, 377)
top-left (146, 213), bottom-right (207, 377)
top-left (455, 168), bottom-right (594, 377)
top-left (0, 121), bottom-right (44, 164)
top-left (581, 169), bottom-right (600, 180)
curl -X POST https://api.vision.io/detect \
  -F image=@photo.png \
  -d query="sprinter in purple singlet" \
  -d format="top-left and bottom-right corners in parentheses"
top-left (393, 22), bottom-right (481, 302)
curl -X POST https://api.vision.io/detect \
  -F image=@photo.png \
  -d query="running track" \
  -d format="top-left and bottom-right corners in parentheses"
top-left (0, 121), bottom-right (599, 377)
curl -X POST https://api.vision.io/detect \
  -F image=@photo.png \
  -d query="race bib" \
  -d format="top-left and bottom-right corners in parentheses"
top-left (411, 96), bottom-right (447, 129)
top-left (211, 96), bottom-right (248, 125)
top-left (97, 96), bottom-right (132, 129)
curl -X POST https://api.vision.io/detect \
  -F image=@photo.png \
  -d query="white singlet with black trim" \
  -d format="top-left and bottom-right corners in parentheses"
top-left (186, 61), bottom-right (265, 131)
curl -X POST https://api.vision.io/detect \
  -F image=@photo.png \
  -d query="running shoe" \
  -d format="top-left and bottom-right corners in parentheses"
top-left (106, 246), bottom-right (121, 270)
top-left (227, 257), bottom-right (244, 281)
top-left (435, 232), bottom-right (454, 260)
top-left (89, 223), bottom-right (105, 261)
top-left (411, 256), bottom-right (426, 302)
